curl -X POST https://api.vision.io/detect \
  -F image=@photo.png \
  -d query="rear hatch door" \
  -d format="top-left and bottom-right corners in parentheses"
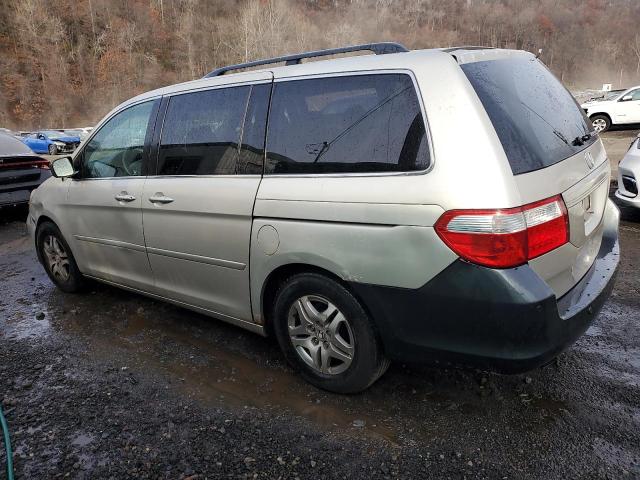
top-left (459, 50), bottom-right (609, 297)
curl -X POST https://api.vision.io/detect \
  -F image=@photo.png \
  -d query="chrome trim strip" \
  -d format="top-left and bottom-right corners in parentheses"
top-left (146, 246), bottom-right (246, 270)
top-left (563, 160), bottom-right (610, 208)
top-left (84, 275), bottom-right (265, 335)
top-left (74, 235), bottom-right (146, 252)
top-left (69, 171), bottom-right (262, 181)
top-left (145, 174), bottom-right (262, 179)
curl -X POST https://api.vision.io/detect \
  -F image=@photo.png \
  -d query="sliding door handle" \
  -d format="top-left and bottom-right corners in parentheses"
top-left (114, 192), bottom-right (136, 202)
top-left (148, 193), bottom-right (174, 204)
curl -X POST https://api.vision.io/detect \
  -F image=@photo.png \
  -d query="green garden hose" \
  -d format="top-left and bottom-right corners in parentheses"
top-left (0, 404), bottom-right (14, 480)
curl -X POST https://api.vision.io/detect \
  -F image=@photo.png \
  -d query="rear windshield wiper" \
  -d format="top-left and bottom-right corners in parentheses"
top-left (519, 100), bottom-right (571, 147)
top-left (571, 133), bottom-right (592, 146)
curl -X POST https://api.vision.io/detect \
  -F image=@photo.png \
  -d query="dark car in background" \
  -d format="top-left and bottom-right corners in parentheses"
top-left (22, 130), bottom-right (81, 155)
top-left (0, 131), bottom-right (51, 208)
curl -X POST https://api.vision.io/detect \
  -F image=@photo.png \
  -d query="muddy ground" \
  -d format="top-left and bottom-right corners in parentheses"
top-left (1, 131), bottom-right (639, 479)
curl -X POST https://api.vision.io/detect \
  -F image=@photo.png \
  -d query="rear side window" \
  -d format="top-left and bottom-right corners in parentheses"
top-left (158, 86), bottom-right (250, 175)
top-left (265, 74), bottom-right (429, 174)
top-left (461, 57), bottom-right (596, 175)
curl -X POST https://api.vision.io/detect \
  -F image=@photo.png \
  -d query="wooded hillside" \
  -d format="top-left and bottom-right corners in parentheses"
top-left (1, 0), bottom-right (639, 129)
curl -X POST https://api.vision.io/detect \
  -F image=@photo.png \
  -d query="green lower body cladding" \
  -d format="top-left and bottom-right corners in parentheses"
top-left (350, 210), bottom-right (620, 373)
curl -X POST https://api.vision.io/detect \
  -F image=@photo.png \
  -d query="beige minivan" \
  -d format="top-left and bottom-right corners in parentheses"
top-left (28, 43), bottom-right (619, 392)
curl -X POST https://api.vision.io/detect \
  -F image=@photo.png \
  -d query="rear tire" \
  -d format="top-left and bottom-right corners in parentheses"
top-left (48, 144), bottom-right (58, 155)
top-left (272, 272), bottom-right (389, 393)
top-left (590, 115), bottom-right (611, 133)
top-left (36, 221), bottom-right (86, 293)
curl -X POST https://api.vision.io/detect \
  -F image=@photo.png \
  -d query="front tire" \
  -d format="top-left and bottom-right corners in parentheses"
top-left (272, 273), bottom-right (389, 393)
top-left (36, 221), bottom-right (85, 293)
top-left (48, 144), bottom-right (58, 155)
top-left (590, 115), bottom-right (611, 133)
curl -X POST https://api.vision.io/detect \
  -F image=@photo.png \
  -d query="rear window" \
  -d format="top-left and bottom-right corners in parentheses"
top-left (461, 56), bottom-right (596, 175)
top-left (265, 74), bottom-right (430, 174)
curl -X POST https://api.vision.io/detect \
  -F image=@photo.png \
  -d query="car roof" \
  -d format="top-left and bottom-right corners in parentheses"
top-left (117, 47), bottom-right (526, 110)
top-left (0, 131), bottom-right (37, 157)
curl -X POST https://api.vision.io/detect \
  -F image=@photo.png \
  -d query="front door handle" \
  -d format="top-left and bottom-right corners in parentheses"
top-left (148, 193), bottom-right (174, 204)
top-left (115, 192), bottom-right (136, 202)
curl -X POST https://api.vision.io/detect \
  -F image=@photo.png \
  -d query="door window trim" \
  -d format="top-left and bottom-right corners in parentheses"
top-left (265, 69), bottom-right (434, 178)
top-left (73, 98), bottom-right (161, 181)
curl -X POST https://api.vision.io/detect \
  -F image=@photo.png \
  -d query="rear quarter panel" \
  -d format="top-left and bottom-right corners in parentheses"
top-left (250, 50), bottom-right (523, 323)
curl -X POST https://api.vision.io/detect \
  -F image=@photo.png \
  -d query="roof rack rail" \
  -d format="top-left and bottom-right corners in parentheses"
top-left (203, 42), bottom-right (409, 78)
top-left (440, 46), bottom-right (495, 53)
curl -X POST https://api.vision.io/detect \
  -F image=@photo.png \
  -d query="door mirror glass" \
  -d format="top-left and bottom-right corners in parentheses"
top-left (621, 95), bottom-right (633, 102)
top-left (51, 156), bottom-right (75, 178)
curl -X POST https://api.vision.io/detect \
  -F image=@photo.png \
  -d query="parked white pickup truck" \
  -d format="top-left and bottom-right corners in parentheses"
top-left (581, 86), bottom-right (640, 132)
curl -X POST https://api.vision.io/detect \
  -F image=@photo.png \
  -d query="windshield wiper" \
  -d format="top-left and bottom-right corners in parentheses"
top-left (313, 85), bottom-right (412, 163)
top-left (571, 133), bottom-right (592, 146)
top-left (519, 100), bottom-right (573, 147)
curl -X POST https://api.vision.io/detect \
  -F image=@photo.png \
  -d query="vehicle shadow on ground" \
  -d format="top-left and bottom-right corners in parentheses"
top-left (0, 204), bottom-right (28, 224)
top-left (31, 271), bottom-right (575, 447)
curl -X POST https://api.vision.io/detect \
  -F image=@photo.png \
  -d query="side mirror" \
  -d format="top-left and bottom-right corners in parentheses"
top-left (50, 156), bottom-right (76, 178)
top-left (621, 95), bottom-right (633, 102)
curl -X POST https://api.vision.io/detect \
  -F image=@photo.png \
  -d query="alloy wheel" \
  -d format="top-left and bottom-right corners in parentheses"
top-left (287, 295), bottom-right (354, 375)
top-left (42, 234), bottom-right (70, 282)
top-left (592, 118), bottom-right (607, 132)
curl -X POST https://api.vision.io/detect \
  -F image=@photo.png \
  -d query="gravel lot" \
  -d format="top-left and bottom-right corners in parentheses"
top-left (1, 130), bottom-right (639, 479)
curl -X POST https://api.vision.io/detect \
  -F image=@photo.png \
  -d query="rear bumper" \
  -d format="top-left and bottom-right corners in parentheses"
top-left (0, 170), bottom-right (51, 206)
top-left (350, 200), bottom-right (620, 373)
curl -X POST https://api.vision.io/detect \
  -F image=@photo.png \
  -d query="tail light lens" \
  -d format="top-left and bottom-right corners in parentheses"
top-left (435, 195), bottom-right (569, 268)
top-left (0, 159), bottom-right (50, 170)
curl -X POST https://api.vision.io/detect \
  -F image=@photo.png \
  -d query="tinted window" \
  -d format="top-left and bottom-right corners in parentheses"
top-left (265, 74), bottom-right (429, 174)
top-left (238, 84), bottom-right (271, 175)
top-left (461, 57), bottom-right (596, 175)
top-left (82, 100), bottom-right (156, 178)
top-left (158, 86), bottom-right (250, 175)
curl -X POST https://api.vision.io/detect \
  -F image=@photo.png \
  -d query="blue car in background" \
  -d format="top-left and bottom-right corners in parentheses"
top-left (23, 130), bottom-right (81, 155)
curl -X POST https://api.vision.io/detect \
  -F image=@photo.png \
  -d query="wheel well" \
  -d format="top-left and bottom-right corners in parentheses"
top-left (260, 264), bottom-right (348, 337)
top-left (36, 215), bottom-right (56, 232)
top-left (589, 112), bottom-right (611, 123)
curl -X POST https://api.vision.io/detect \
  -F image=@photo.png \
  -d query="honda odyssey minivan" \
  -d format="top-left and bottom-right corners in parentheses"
top-left (28, 43), bottom-right (619, 393)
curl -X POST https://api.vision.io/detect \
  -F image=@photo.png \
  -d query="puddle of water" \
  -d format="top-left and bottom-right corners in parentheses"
top-left (577, 340), bottom-right (640, 380)
top-left (2, 309), bottom-right (51, 341)
top-left (26, 425), bottom-right (43, 435)
top-left (592, 437), bottom-right (640, 474)
top-left (57, 307), bottom-right (400, 444)
top-left (585, 325), bottom-right (603, 337)
top-left (71, 433), bottom-right (95, 448)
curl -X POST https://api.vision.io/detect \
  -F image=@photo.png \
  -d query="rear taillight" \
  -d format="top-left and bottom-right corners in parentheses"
top-left (435, 195), bottom-right (569, 268)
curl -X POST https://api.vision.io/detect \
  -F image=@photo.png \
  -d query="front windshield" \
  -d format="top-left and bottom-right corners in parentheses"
top-left (588, 90), bottom-right (624, 102)
top-left (603, 90), bottom-right (623, 101)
